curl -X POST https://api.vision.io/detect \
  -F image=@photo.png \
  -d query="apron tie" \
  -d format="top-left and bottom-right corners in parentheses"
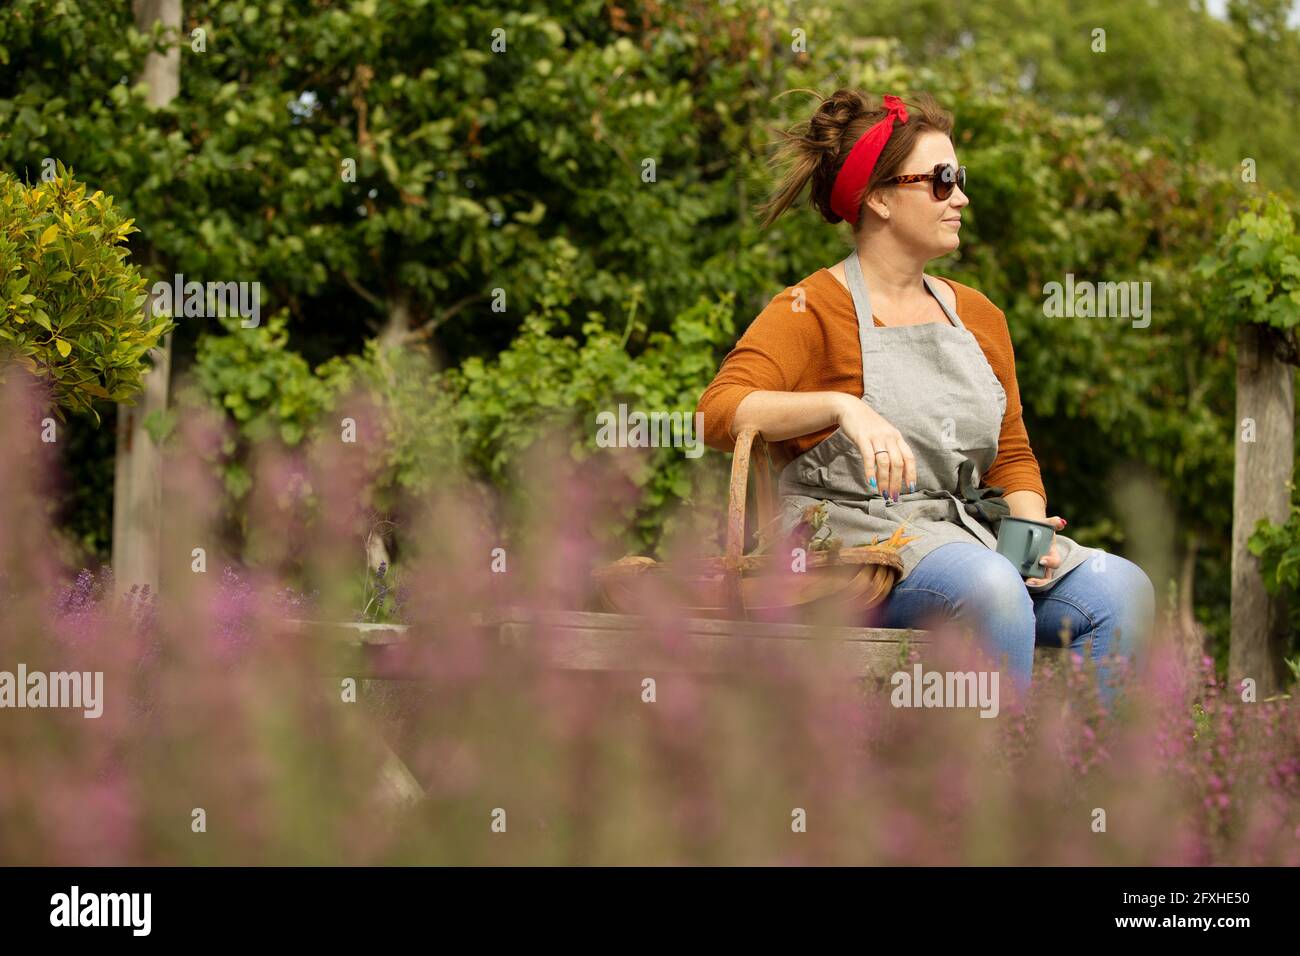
top-left (954, 457), bottom-right (1009, 524)
top-left (896, 458), bottom-right (1008, 525)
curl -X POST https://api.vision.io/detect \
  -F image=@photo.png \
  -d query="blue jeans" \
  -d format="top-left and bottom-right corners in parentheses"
top-left (877, 541), bottom-right (1155, 706)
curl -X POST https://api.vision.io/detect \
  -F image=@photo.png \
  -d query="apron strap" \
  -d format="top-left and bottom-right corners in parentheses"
top-left (842, 253), bottom-right (966, 346)
top-left (842, 251), bottom-right (875, 362)
top-left (922, 274), bottom-right (965, 329)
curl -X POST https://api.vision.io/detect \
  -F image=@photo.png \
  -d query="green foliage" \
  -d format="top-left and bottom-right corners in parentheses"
top-left (189, 313), bottom-right (464, 531)
top-left (188, 239), bottom-right (734, 554)
top-left (187, 311), bottom-right (343, 501)
top-left (1197, 196), bottom-right (1300, 334)
top-left (1248, 502), bottom-right (1300, 656)
top-left (1250, 504), bottom-right (1300, 599)
top-left (314, 341), bottom-right (464, 512)
top-left (444, 239), bottom-right (735, 549)
top-left (0, 165), bottom-right (171, 418)
top-left (192, 311), bottom-right (337, 448)
top-left (848, 0), bottom-right (1300, 189)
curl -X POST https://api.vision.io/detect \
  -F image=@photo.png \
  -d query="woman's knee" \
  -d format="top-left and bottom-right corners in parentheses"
top-left (946, 551), bottom-right (1037, 688)
top-left (948, 550), bottom-right (1036, 635)
top-left (1076, 552), bottom-right (1156, 654)
top-left (894, 544), bottom-right (1035, 666)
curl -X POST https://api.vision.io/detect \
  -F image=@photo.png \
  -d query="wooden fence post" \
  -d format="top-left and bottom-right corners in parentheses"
top-left (111, 0), bottom-right (181, 594)
top-left (1230, 323), bottom-right (1294, 696)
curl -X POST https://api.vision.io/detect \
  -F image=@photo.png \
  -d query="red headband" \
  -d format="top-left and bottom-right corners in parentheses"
top-left (829, 94), bottom-right (909, 224)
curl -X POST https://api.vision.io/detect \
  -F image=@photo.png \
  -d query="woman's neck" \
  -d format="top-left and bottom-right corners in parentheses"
top-left (853, 239), bottom-right (928, 300)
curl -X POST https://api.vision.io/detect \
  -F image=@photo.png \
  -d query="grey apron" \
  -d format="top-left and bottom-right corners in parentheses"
top-left (778, 252), bottom-right (1099, 592)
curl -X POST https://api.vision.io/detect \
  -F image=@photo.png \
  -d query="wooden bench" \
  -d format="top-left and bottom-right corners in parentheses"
top-left (293, 609), bottom-right (1069, 681)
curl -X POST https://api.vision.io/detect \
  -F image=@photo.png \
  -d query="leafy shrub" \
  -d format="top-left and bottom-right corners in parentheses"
top-left (1198, 195), bottom-right (1300, 338)
top-left (444, 239), bottom-right (734, 551)
top-left (1249, 504), bottom-right (1300, 666)
top-left (188, 239), bottom-right (735, 558)
top-left (314, 340), bottom-right (465, 512)
top-left (188, 310), bottom-right (344, 501)
top-left (1251, 505), bottom-right (1300, 598)
top-left (0, 164), bottom-right (172, 419)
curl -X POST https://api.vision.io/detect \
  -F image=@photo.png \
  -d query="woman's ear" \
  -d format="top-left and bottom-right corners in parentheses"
top-left (863, 188), bottom-right (890, 221)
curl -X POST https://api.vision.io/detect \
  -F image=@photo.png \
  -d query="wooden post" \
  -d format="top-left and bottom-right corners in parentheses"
top-left (111, 0), bottom-right (181, 593)
top-left (112, 323), bottom-right (172, 592)
top-left (1230, 323), bottom-right (1294, 697)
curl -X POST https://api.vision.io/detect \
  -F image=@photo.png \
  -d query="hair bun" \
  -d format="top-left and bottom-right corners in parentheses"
top-left (808, 89), bottom-right (872, 155)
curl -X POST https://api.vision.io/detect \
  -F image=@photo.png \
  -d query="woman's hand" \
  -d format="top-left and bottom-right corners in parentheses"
top-left (1024, 515), bottom-right (1067, 587)
top-left (834, 396), bottom-right (916, 501)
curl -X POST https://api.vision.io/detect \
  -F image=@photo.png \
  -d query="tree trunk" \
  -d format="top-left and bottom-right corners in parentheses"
top-left (378, 289), bottom-right (413, 349)
top-left (133, 0), bottom-right (182, 102)
top-left (111, 0), bottom-right (181, 593)
top-left (1230, 323), bottom-right (1294, 697)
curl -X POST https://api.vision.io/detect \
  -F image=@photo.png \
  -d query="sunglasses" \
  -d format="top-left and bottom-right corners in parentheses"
top-left (884, 162), bottom-right (967, 201)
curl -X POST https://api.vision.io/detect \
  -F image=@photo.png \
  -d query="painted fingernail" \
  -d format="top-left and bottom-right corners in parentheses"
top-left (908, 481), bottom-right (916, 493)
top-left (869, 477), bottom-right (878, 491)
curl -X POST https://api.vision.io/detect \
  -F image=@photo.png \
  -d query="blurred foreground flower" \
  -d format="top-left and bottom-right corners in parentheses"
top-left (0, 367), bottom-right (1294, 865)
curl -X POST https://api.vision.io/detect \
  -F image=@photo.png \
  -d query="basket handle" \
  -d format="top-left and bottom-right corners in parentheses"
top-left (725, 427), bottom-right (778, 568)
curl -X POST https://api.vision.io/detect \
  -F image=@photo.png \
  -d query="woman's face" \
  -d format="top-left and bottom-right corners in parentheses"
top-left (870, 130), bottom-right (969, 258)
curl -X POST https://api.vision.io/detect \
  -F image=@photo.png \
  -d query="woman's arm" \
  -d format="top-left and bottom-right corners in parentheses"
top-left (732, 390), bottom-right (850, 442)
top-left (1004, 489), bottom-right (1048, 521)
top-left (969, 299), bottom-right (1048, 505)
top-left (734, 390), bottom-right (918, 500)
top-left (696, 285), bottom-right (823, 452)
top-left (957, 293), bottom-right (1061, 563)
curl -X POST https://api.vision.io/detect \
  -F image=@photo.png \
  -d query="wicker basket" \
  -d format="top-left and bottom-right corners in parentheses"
top-left (593, 428), bottom-right (912, 620)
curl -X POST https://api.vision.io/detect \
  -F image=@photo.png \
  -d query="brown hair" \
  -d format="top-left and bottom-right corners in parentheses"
top-left (756, 89), bottom-right (954, 229)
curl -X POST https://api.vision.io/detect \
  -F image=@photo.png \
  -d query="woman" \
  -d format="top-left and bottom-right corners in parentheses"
top-left (696, 90), bottom-right (1154, 702)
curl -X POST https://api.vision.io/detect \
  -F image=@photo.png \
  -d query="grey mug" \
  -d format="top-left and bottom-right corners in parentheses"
top-left (995, 516), bottom-right (1056, 578)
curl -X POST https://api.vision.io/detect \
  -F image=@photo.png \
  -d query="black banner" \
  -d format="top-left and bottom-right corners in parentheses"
top-left (0, 866), bottom-right (1292, 941)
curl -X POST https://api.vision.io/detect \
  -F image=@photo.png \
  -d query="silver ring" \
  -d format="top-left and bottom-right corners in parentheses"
top-left (874, 451), bottom-right (891, 457)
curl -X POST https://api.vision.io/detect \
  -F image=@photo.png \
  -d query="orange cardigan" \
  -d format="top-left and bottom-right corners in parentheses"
top-left (696, 268), bottom-right (1047, 502)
